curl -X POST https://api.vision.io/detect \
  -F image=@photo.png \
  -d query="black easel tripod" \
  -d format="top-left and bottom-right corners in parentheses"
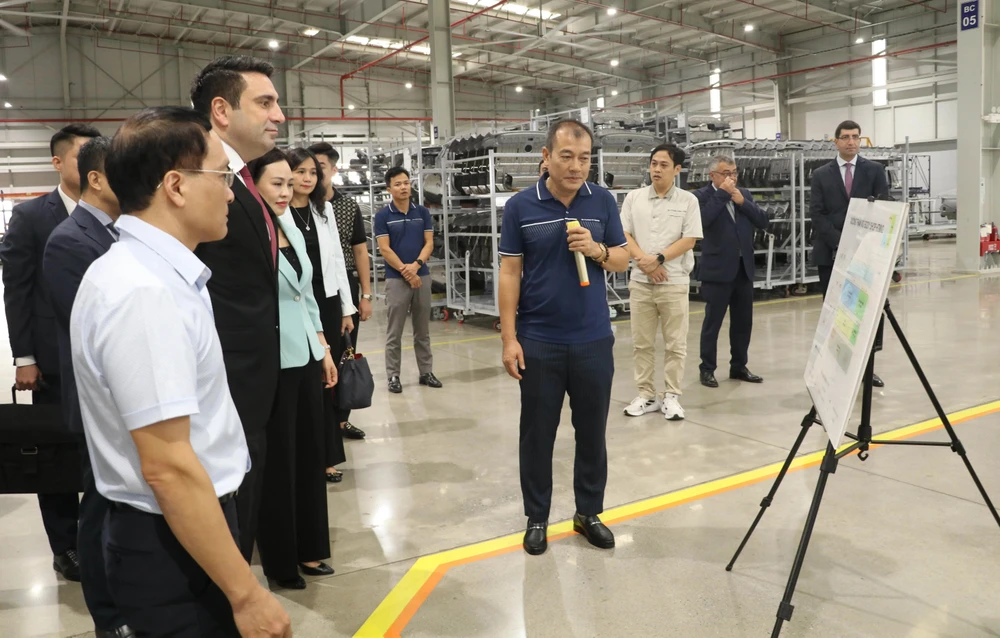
top-left (726, 300), bottom-right (1000, 637)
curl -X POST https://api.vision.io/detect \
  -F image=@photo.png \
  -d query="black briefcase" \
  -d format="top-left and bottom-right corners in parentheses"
top-left (0, 386), bottom-right (82, 494)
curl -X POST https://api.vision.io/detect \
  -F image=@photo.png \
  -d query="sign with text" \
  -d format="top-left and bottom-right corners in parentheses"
top-left (962, 0), bottom-right (980, 30)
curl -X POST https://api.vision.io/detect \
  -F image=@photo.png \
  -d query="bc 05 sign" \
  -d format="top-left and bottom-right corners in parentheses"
top-left (962, 0), bottom-right (980, 31)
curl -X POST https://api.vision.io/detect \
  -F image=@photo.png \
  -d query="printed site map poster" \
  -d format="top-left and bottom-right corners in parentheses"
top-left (805, 198), bottom-right (908, 448)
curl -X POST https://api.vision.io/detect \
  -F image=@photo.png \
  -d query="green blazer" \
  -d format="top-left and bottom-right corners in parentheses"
top-left (274, 212), bottom-right (325, 369)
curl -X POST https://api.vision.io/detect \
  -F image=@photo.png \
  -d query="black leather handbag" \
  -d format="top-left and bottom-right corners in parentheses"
top-left (336, 333), bottom-right (374, 410)
top-left (0, 386), bottom-right (82, 494)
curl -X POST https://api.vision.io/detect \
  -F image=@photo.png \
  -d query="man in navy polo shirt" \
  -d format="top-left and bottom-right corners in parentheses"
top-left (498, 119), bottom-right (629, 556)
top-left (373, 167), bottom-right (442, 394)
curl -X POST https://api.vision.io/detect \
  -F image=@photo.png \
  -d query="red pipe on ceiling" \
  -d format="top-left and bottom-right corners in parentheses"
top-left (0, 116), bottom-right (528, 123)
top-left (615, 40), bottom-right (956, 108)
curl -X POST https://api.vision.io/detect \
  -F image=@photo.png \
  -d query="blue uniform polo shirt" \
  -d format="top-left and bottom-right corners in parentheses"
top-left (498, 176), bottom-right (627, 345)
top-left (373, 200), bottom-right (433, 279)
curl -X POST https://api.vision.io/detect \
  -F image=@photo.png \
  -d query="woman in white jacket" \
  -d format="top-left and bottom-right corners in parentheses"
top-left (286, 147), bottom-right (357, 483)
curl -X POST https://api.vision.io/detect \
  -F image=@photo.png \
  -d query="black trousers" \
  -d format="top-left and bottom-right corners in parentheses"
top-left (818, 264), bottom-right (833, 298)
top-left (518, 336), bottom-right (614, 522)
top-left (334, 269), bottom-right (362, 425)
top-left (235, 428), bottom-right (266, 563)
top-left (33, 376), bottom-right (80, 555)
top-left (78, 437), bottom-right (122, 630)
top-left (104, 499), bottom-right (240, 637)
top-left (699, 267), bottom-right (754, 374)
top-left (257, 358), bottom-right (331, 581)
top-left (315, 282), bottom-right (347, 468)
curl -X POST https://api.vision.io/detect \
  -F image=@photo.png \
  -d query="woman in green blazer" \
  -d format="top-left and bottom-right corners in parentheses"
top-left (247, 149), bottom-right (338, 590)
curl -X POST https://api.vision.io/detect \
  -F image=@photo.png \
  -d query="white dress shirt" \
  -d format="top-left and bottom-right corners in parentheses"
top-left (220, 138), bottom-right (247, 185)
top-left (837, 155), bottom-right (857, 188)
top-left (310, 201), bottom-right (358, 315)
top-left (71, 215), bottom-right (249, 513)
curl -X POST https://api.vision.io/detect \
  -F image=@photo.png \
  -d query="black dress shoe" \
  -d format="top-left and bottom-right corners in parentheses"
top-left (273, 576), bottom-right (306, 590)
top-left (872, 373), bottom-right (885, 388)
top-left (53, 549), bottom-right (80, 582)
top-left (573, 513), bottom-right (615, 549)
top-left (326, 469), bottom-right (343, 483)
top-left (419, 372), bottom-right (443, 388)
top-left (388, 376), bottom-right (402, 394)
top-left (342, 422), bottom-right (366, 439)
top-left (299, 562), bottom-right (335, 576)
top-left (96, 626), bottom-right (135, 638)
top-left (700, 371), bottom-right (719, 388)
top-left (523, 521), bottom-right (548, 555)
top-left (730, 367), bottom-right (763, 383)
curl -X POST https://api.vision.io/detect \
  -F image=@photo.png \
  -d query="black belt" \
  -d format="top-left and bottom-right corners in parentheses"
top-left (112, 490), bottom-right (237, 513)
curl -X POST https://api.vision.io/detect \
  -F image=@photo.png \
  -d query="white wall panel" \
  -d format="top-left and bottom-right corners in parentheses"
top-left (936, 99), bottom-right (958, 139)
top-left (893, 103), bottom-right (935, 143)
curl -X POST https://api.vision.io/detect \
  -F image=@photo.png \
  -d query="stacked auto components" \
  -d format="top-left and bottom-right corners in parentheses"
top-left (594, 130), bottom-right (659, 190)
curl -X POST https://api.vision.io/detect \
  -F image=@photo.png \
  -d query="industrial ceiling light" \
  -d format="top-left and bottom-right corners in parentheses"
top-left (855, 36), bottom-right (864, 44)
top-left (348, 104), bottom-right (355, 110)
top-left (0, 74), bottom-right (7, 82)
top-left (611, 90), bottom-right (619, 96)
top-left (610, 59), bottom-right (619, 67)
top-left (405, 82), bottom-right (413, 89)
top-left (515, 85), bottom-right (524, 92)
top-left (607, 7), bottom-right (617, 16)
top-left (302, 27), bottom-right (320, 37)
top-left (268, 39), bottom-right (280, 49)
top-left (712, 67), bottom-right (721, 73)
top-left (744, 24), bottom-right (754, 32)
top-left (3, 102), bottom-right (11, 108)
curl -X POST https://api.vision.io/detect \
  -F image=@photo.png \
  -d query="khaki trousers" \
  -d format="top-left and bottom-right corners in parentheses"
top-left (628, 280), bottom-right (689, 397)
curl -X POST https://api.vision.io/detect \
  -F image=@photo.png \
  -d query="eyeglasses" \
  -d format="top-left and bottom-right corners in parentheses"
top-left (711, 170), bottom-right (738, 178)
top-left (838, 134), bottom-right (861, 142)
top-left (180, 169), bottom-right (236, 187)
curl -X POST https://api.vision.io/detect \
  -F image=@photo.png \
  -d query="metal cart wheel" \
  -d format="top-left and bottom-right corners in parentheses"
top-left (492, 319), bottom-right (501, 332)
top-left (441, 308), bottom-right (450, 322)
top-left (431, 307), bottom-right (444, 321)
top-left (892, 271), bottom-right (903, 283)
top-left (455, 310), bottom-right (465, 324)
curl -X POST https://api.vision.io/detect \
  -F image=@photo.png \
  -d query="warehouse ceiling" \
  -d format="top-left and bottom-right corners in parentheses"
top-left (1, 0), bottom-right (949, 96)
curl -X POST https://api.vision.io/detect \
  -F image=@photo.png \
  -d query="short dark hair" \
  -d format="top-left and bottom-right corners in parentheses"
top-left (538, 159), bottom-right (545, 172)
top-left (649, 143), bottom-right (685, 167)
top-left (308, 142), bottom-right (339, 164)
top-left (286, 147), bottom-right (328, 214)
top-left (835, 120), bottom-right (861, 139)
top-left (385, 166), bottom-right (410, 186)
top-left (190, 55), bottom-right (274, 116)
top-left (246, 147), bottom-right (289, 185)
top-left (50, 123), bottom-right (100, 158)
top-left (77, 136), bottom-right (112, 194)
top-left (106, 106), bottom-right (212, 215)
top-left (544, 119), bottom-right (593, 152)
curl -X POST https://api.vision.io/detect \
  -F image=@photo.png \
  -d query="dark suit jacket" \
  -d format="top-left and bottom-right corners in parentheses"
top-left (194, 176), bottom-right (280, 436)
top-left (693, 185), bottom-right (770, 284)
top-left (0, 189), bottom-right (69, 375)
top-left (809, 156), bottom-right (889, 267)
top-left (43, 204), bottom-right (115, 434)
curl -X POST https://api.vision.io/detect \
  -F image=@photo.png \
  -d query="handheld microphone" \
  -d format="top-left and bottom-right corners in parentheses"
top-left (565, 219), bottom-right (590, 287)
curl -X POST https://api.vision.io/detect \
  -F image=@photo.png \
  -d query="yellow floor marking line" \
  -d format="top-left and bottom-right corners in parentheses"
top-left (354, 398), bottom-right (1000, 637)
top-left (362, 274), bottom-right (979, 356)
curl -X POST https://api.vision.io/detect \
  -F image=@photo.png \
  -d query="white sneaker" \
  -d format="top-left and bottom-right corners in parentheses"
top-left (662, 393), bottom-right (685, 421)
top-left (623, 396), bottom-right (662, 417)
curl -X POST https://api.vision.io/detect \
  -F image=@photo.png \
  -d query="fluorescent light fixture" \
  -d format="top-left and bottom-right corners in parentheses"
top-left (268, 40), bottom-right (279, 49)
top-left (348, 104), bottom-right (355, 110)
top-left (607, 7), bottom-right (617, 15)
top-left (744, 24), bottom-right (754, 32)
top-left (405, 82), bottom-right (413, 89)
top-left (855, 36), bottom-right (864, 44)
top-left (611, 90), bottom-right (619, 96)
top-left (302, 27), bottom-right (320, 37)
top-left (610, 59), bottom-right (619, 67)
top-left (515, 85), bottom-right (524, 93)
top-left (709, 73), bottom-right (721, 113)
top-left (872, 38), bottom-right (887, 107)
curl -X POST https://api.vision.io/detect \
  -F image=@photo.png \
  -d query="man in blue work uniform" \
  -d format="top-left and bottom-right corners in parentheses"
top-left (498, 119), bottom-right (630, 556)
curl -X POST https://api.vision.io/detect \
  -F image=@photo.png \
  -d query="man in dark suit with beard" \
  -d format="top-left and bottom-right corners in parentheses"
top-left (190, 55), bottom-right (286, 560)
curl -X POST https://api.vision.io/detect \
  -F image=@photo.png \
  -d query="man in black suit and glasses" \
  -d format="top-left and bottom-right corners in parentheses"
top-left (0, 123), bottom-right (99, 582)
top-left (190, 55), bottom-right (286, 561)
top-left (810, 119), bottom-right (889, 386)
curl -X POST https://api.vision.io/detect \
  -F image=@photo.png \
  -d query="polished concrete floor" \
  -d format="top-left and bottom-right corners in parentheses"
top-left (2, 239), bottom-right (1000, 637)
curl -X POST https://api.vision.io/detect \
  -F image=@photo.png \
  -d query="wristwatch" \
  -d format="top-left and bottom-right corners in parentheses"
top-left (656, 253), bottom-right (666, 264)
top-left (416, 258), bottom-right (425, 266)
top-left (361, 293), bottom-right (373, 301)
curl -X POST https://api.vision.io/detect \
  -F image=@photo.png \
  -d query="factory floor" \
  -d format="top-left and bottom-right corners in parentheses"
top-left (2, 238), bottom-right (999, 638)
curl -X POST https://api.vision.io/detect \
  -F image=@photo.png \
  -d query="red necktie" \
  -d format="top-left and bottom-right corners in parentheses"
top-left (844, 162), bottom-right (854, 196)
top-left (238, 165), bottom-right (277, 267)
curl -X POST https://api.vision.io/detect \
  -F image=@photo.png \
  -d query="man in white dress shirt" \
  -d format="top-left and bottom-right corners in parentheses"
top-left (71, 106), bottom-right (290, 637)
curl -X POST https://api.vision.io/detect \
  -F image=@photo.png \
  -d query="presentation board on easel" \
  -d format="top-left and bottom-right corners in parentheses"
top-left (805, 198), bottom-right (909, 448)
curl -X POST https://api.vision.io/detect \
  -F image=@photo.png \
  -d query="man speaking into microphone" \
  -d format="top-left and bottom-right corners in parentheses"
top-left (498, 119), bottom-right (629, 556)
